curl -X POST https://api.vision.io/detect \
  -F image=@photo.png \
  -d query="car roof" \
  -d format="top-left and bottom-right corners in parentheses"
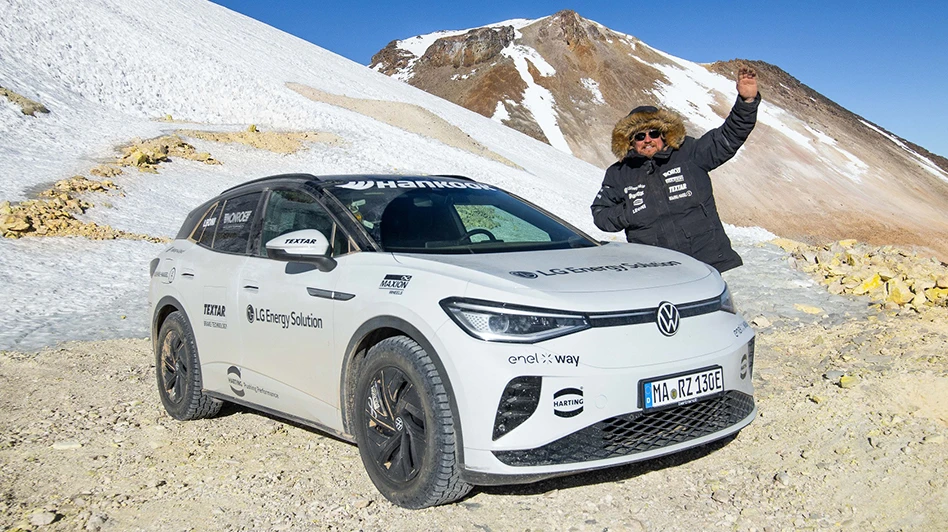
top-left (219, 173), bottom-right (475, 196)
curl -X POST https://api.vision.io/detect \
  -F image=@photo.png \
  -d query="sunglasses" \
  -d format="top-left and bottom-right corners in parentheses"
top-left (633, 129), bottom-right (662, 142)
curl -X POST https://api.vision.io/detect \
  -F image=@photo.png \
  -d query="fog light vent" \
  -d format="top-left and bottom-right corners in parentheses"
top-left (492, 376), bottom-right (542, 440)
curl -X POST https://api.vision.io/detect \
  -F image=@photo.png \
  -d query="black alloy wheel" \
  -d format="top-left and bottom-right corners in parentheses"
top-left (354, 336), bottom-right (471, 508)
top-left (362, 366), bottom-right (427, 483)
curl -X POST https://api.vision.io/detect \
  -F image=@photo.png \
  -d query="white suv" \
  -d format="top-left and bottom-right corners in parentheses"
top-left (148, 174), bottom-right (756, 508)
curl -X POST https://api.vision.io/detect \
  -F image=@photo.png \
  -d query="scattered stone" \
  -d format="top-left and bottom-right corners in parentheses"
top-left (1, 86), bottom-right (50, 116)
top-left (30, 510), bottom-right (58, 526)
top-left (711, 490), bottom-right (730, 504)
top-left (52, 440), bottom-right (83, 450)
top-left (774, 472), bottom-right (790, 486)
top-left (352, 499), bottom-right (371, 509)
top-left (808, 395), bottom-right (826, 404)
top-left (85, 513), bottom-right (108, 531)
top-left (782, 239), bottom-right (948, 310)
top-left (794, 303), bottom-right (824, 315)
top-left (118, 134), bottom-right (220, 172)
top-left (823, 370), bottom-right (845, 381)
top-left (838, 375), bottom-right (860, 389)
top-left (751, 315), bottom-right (772, 328)
top-left (923, 435), bottom-right (945, 444)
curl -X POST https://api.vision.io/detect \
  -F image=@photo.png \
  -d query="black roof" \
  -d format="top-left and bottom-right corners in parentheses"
top-left (219, 173), bottom-right (476, 195)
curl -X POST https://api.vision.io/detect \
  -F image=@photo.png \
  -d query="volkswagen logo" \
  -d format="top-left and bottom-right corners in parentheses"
top-left (509, 271), bottom-right (538, 279)
top-left (656, 301), bottom-right (680, 336)
top-left (246, 304), bottom-right (255, 323)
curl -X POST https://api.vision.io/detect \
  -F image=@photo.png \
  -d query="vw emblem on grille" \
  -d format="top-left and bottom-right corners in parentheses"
top-left (656, 301), bottom-right (680, 336)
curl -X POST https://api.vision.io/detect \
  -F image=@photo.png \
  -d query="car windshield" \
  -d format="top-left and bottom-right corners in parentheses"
top-left (325, 178), bottom-right (597, 254)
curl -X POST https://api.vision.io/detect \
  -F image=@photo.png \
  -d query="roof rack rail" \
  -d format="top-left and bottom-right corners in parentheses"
top-left (432, 174), bottom-right (475, 182)
top-left (219, 173), bottom-right (319, 195)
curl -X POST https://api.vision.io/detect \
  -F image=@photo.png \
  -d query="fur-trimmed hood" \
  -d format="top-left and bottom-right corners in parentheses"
top-left (611, 105), bottom-right (687, 160)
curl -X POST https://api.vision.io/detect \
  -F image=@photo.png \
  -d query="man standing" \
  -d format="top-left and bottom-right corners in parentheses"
top-left (590, 65), bottom-right (759, 273)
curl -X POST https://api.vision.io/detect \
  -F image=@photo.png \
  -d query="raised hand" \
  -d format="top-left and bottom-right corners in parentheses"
top-left (737, 65), bottom-right (758, 102)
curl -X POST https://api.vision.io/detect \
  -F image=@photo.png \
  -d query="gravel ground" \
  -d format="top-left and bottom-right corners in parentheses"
top-left (2, 244), bottom-right (948, 531)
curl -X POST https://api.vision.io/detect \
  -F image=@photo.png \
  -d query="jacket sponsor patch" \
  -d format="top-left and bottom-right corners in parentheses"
top-left (662, 166), bottom-right (681, 178)
top-left (669, 190), bottom-right (693, 201)
top-left (668, 183), bottom-right (688, 193)
top-left (553, 387), bottom-right (584, 418)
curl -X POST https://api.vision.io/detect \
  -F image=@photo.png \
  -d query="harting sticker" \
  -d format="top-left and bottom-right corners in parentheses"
top-left (379, 274), bottom-right (412, 295)
top-left (553, 387), bottom-right (584, 418)
top-left (226, 365), bottom-right (278, 399)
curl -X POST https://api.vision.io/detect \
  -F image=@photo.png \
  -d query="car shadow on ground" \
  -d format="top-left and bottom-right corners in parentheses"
top-left (218, 400), bottom-right (740, 502)
top-left (470, 433), bottom-right (739, 500)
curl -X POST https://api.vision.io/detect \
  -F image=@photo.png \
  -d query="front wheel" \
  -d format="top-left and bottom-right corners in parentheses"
top-left (155, 311), bottom-right (222, 420)
top-left (353, 336), bottom-right (471, 508)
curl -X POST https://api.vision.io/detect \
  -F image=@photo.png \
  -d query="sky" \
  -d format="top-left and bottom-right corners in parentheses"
top-left (211, 0), bottom-right (948, 158)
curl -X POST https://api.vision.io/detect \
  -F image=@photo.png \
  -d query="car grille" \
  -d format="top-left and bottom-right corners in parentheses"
top-left (493, 391), bottom-right (754, 467)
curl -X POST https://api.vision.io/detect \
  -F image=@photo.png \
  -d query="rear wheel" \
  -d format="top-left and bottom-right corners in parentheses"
top-left (155, 311), bottom-right (222, 420)
top-left (354, 336), bottom-right (471, 508)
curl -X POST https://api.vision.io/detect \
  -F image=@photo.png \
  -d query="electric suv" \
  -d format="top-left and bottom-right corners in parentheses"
top-left (148, 173), bottom-right (756, 508)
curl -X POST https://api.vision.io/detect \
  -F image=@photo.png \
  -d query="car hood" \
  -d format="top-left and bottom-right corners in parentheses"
top-left (392, 242), bottom-right (715, 295)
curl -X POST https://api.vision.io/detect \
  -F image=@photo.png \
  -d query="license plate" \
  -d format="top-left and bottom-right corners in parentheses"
top-left (642, 367), bottom-right (724, 410)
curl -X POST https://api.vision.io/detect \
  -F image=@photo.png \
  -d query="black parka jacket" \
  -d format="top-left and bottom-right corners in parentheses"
top-left (590, 94), bottom-right (760, 273)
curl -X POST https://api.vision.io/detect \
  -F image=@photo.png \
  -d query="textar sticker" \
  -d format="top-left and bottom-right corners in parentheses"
top-left (553, 387), bottom-right (584, 418)
top-left (379, 274), bottom-right (412, 295)
top-left (203, 303), bottom-right (227, 330)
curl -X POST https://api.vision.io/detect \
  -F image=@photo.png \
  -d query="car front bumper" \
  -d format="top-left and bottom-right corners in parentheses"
top-left (433, 309), bottom-right (757, 481)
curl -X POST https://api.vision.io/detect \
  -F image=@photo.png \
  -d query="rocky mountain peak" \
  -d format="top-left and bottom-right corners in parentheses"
top-left (420, 25), bottom-right (515, 69)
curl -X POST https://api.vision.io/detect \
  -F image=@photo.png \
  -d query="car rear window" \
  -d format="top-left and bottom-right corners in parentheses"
top-left (210, 193), bottom-right (261, 254)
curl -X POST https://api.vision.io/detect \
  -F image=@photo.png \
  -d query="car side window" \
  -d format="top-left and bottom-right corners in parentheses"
top-left (260, 189), bottom-right (348, 257)
top-left (211, 193), bottom-right (262, 255)
top-left (192, 202), bottom-right (220, 246)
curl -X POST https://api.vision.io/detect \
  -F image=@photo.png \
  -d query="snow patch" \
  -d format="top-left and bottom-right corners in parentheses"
top-left (860, 120), bottom-right (948, 182)
top-left (501, 44), bottom-right (571, 154)
top-left (581, 78), bottom-right (606, 105)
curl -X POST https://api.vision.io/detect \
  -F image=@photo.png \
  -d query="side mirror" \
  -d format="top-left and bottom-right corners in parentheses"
top-left (265, 229), bottom-right (337, 272)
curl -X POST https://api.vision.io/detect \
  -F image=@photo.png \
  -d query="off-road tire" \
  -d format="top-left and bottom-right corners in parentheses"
top-left (354, 336), bottom-right (472, 508)
top-left (155, 311), bottom-right (222, 420)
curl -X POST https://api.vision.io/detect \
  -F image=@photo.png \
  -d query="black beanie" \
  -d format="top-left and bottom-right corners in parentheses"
top-left (627, 105), bottom-right (659, 116)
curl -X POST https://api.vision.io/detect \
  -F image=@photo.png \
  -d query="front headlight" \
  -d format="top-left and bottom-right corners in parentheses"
top-left (440, 298), bottom-right (590, 343)
top-left (720, 284), bottom-right (736, 314)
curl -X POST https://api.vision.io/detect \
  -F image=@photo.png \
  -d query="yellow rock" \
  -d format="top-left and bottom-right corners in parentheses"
top-left (925, 287), bottom-right (948, 303)
top-left (938, 276), bottom-right (948, 289)
top-left (838, 375), bottom-right (859, 389)
top-left (248, 124), bottom-right (258, 133)
top-left (794, 304), bottom-right (824, 315)
top-left (885, 278), bottom-right (914, 306)
top-left (853, 273), bottom-right (882, 295)
top-left (838, 239), bottom-right (858, 248)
